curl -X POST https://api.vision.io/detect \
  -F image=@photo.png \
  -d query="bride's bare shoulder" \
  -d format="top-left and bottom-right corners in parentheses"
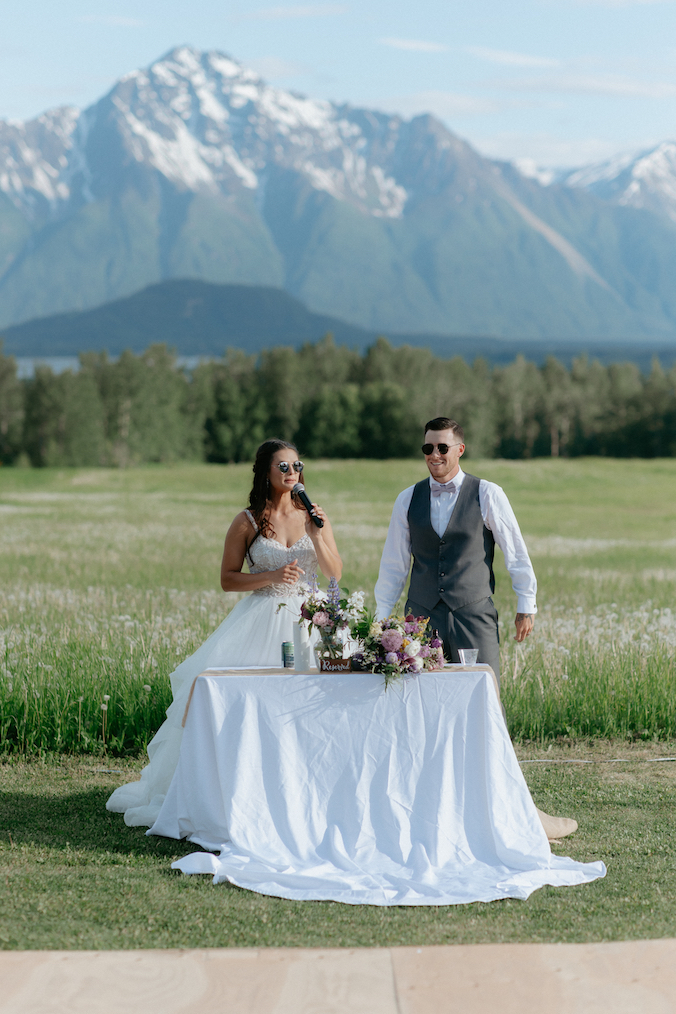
top-left (226, 509), bottom-right (258, 539)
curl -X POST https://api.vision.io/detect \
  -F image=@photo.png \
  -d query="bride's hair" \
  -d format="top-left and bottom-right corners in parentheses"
top-left (247, 439), bottom-right (304, 555)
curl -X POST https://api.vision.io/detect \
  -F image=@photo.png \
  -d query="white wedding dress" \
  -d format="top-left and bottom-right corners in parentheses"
top-left (106, 513), bottom-right (319, 827)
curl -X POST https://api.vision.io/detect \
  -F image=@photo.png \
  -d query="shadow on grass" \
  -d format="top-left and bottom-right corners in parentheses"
top-left (0, 786), bottom-right (198, 860)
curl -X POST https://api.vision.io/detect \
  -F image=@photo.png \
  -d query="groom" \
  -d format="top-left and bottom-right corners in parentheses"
top-left (374, 417), bottom-right (536, 681)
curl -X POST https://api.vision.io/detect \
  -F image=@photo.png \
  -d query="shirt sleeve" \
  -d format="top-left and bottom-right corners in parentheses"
top-left (479, 481), bottom-right (537, 614)
top-left (374, 487), bottom-right (414, 620)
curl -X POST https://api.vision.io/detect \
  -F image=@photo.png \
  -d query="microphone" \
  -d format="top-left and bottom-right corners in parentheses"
top-left (292, 483), bottom-right (324, 527)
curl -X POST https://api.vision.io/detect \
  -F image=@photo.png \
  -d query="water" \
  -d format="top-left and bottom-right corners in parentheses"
top-left (15, 356), bottom-right (209, 378)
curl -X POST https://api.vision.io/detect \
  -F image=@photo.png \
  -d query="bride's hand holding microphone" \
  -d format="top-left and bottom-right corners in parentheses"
top-left (293, 482), bottom-right (342, 580)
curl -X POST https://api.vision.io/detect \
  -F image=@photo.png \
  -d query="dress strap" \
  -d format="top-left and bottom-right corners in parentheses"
top-left (244, 508), bottom-right (258, 532)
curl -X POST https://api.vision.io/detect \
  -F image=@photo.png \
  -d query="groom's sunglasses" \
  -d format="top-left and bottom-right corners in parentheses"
top-left (274, 460), bottom-right (304, 474)
top-left (422, 443), bottom-right (461, 455)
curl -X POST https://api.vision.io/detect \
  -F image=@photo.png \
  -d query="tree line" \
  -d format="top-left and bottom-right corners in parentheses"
top-left (0, 336), bottom-right (674, 467)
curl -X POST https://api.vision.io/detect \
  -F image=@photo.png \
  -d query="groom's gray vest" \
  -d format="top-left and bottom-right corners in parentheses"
top-left (407, 474), bottom-right (495, 612)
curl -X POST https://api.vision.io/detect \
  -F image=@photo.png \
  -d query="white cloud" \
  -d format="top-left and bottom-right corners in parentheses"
top-left (239, 4), bottom-right (348, 19)
top-left (466, 46), bottom-right (561, 68)
top-left (78, 15), bottom-right (145, 27)
top-left (500, 74), bottom-right (676, 98)
top-left (386, 90), bottom-right (503, 119)
top-left (378, 38), bottom-right (449, 53)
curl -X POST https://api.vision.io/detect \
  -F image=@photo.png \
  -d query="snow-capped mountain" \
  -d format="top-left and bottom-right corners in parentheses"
top-left (0, 46), bottom-right (414, 221)
top-left (1, 45), bottom-right (676, 340)
top-left (558, 142), bottom-right (676, 222)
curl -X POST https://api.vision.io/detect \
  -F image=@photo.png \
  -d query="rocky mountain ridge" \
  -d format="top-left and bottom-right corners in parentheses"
top-left (1, 46), bottom-right (676, 340)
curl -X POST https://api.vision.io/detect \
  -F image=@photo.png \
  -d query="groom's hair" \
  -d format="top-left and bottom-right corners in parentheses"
top-left (424, 417), bottom-right (464, 441)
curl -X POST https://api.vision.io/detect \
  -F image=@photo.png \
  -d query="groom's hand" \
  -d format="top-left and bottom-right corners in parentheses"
top-left (514, 613), bottom-right (534, 642)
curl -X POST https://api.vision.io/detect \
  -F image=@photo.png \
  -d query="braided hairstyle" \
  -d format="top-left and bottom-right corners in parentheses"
top-left (247, 439), bottom-right (304, 557)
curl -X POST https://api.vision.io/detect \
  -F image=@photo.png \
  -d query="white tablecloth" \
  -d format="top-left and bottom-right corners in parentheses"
top-left (149, 668), bottom-right (606, 905)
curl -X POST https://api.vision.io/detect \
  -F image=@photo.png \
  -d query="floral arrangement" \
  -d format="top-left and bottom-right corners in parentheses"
top-left (299, 576), bottom-right (367, 659)
top-left (351, 614), bottom-right (445, 687)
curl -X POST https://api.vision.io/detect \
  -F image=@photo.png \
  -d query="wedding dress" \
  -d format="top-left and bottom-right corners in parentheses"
top-left (106, 512), bottom-right (319, 827)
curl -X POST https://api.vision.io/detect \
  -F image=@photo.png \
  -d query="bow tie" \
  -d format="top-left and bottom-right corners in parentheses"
top-left (431, 481), bottom-right (456, 497)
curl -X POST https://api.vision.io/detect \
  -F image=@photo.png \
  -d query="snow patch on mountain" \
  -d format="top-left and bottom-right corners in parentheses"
top-left (0, 46), bottom-right (411, 219)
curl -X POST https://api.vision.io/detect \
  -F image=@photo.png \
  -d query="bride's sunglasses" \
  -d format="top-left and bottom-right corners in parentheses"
top-left (274, 460), bottom-right (304, 474)
top-left (421, 443), bottom-right (461, 455)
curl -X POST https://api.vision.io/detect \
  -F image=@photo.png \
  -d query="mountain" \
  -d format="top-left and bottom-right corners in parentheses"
top-left (6, 277), bottom-right (676, 371)
top-left (2, 46), bottom-right (676, 340)
top-left (557, 142), bottom-right (676, 223)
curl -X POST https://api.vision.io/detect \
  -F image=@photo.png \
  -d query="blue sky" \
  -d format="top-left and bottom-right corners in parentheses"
top-left (3, 0), bottom-right (676, 167)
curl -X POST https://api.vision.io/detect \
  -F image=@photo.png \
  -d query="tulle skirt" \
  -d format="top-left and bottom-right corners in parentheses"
top-left (106, 592), bottom-right (312, 827)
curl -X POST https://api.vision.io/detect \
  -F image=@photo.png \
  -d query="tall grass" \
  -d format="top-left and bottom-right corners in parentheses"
top-left (2, 459), bottom-right (676, 753)
top-left (0, 585), bottom-right (221, 754)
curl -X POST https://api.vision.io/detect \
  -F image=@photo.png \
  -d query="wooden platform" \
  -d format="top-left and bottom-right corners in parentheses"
top-left (2, 940), bottom-right (675, 1013)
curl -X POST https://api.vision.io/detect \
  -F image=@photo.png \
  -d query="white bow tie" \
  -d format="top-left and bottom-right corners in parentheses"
top-left (431, 481), bottom-right (456, 497)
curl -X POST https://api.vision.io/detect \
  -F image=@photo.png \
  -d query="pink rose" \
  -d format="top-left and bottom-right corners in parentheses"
top-left (312, 611), bottom-right (330, 627)
top-left (381, 629), bottom-right (403, 652)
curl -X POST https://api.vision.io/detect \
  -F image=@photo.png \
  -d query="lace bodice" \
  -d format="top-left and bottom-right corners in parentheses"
top-left (245, 510), bottom-right (318, 597)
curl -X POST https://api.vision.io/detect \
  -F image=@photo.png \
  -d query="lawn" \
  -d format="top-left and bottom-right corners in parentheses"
top-left (1, 457), bottom-right (676, 948)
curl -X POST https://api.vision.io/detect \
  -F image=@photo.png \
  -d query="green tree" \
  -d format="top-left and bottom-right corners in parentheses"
top-left (295, 384), bottom-right (362, 457)
top-left (358, 381), bottom-right (420, 458)
top-left (493, 355), bottom-right (544, 458)
top-left (0, 345), bottom-right (23, 464)
top-left (203, 351), bottom-right (267, 462)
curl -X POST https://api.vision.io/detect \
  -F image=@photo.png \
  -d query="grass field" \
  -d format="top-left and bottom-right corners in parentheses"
top-left (2, 457), bottom-right (676, 948)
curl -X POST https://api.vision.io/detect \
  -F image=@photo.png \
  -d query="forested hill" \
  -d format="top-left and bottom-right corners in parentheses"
top-left (5, 279), bottom-right (676, 370)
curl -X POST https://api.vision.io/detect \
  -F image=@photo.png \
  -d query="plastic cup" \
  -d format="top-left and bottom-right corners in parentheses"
top-left (458, 648), bottom-right (479, 665)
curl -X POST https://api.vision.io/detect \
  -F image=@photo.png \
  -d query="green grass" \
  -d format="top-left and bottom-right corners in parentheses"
top-left (2, 743), bottom-right (676, 949)
top-left (2, 458), bottom-right (676, 947)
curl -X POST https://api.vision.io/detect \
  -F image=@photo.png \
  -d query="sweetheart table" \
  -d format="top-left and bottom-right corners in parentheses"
top-left (148, 666), bottom-right (606, 905)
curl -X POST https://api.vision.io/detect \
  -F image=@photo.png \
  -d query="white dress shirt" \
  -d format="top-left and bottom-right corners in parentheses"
top-left (374, 468), bottom-right (537, 619)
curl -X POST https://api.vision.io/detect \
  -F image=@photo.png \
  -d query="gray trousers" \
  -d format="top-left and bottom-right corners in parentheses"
top-left (405, 595), bottom-right (501, 684)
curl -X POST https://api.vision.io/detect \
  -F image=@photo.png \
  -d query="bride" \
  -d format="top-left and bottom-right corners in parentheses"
top-left (107, 439), bottom-right (343, 827)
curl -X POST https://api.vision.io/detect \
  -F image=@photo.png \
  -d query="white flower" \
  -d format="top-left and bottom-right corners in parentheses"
top-left (369, 621), bottom-right (383, 638)
top-left (103, 694), bottom-right (110, 701)
top-left (100, 703), bottom-right (108, 711)
top-left (143, 684), bottom-right (151, 692)
top-left (405, 640), bottom-right (421, 657)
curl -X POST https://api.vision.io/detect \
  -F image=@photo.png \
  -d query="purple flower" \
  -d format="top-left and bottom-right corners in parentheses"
top-left (385, 652), bottom-right (399, 665)
top-left (312, 610), bottom-right (330, 627)
top-left (420, 645), bottom-right (431, 658)
top-left (403, 621), bottom-right (418, 635)
top-left (301, 603), bottom-right (313, 620)
top-left (407, 656), bottom-right (423, 673)
top-left (381, 629), bottom-right (403, 652)
top-left (430, 637), bottom-right (442, 649)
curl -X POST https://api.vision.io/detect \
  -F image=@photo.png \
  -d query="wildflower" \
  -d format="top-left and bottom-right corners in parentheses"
top-left (143, 684), bottom-right (151, 692)
top-left (100, 703), bottom-right (108, 711)
top-left (103, 694), bottom-right (110, 701)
